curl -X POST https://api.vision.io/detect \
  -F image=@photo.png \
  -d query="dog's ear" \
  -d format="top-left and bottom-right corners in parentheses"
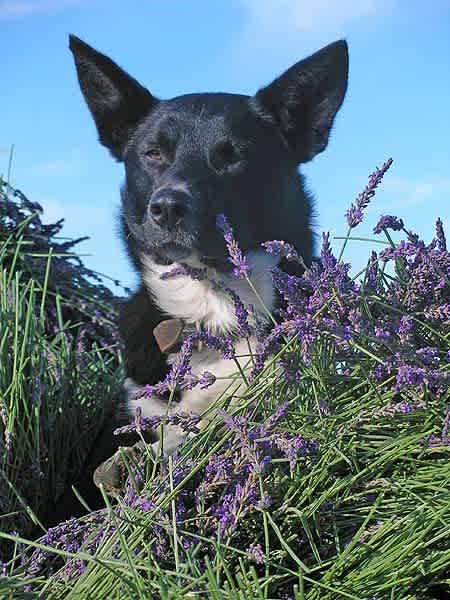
top-left (251, 40), bottom-right (348, 163)
top-left (69, 35), bottom-right (157, 160)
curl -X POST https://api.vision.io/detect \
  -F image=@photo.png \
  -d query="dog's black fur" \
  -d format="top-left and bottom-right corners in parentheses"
top-left (69, 35), bottom-right (348, 390)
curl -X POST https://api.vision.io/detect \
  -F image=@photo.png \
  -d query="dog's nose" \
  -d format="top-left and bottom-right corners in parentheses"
top-left (149, 193), bottom-right (189, 230)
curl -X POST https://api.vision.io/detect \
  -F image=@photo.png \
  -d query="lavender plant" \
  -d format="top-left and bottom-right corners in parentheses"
top-left (0, 178), bottom-right (124, 350)
top-left (0, 180), bottom-right (123, 561)
top-left (2, 161), bottom-right (450, 600)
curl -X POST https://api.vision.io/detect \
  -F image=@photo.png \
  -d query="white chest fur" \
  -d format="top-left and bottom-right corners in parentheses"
top-left (127, 250), bottom-right (279, 454)
top-left (140, 250), bottom-right (279, 334)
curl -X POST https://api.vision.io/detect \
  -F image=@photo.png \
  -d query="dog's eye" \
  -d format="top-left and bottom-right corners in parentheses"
top-left (209, 141), bottom-right (242, 172)
top-left (145, 148), bottom-right (162, 161)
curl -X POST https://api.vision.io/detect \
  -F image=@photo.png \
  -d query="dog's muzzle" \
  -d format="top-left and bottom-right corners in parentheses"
top-left (148, 190), bottom-right (192, 231)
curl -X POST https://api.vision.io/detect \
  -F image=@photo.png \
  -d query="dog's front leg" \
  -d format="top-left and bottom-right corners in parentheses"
top-left (118, 285), bottom-right (169, 386)
top-left (128, 392), bottom-right (190, 456)
top-left (149, 338), bottom-right (255, 455)
top-left (94, 340), bottom-right (253, 494)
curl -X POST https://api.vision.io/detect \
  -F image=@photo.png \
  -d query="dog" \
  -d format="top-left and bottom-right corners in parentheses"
top-left (69, 35), bottom-right (348, 465)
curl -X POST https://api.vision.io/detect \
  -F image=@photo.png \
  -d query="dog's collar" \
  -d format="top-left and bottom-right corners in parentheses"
top-left (153, 319), bottom-right (204, 353)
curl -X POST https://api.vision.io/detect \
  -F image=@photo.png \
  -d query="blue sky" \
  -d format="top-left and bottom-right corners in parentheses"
top-left (2, 0), bottom-right (450, 292)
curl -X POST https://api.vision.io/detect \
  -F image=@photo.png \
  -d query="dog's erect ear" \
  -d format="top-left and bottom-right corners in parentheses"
top-left (251, 40), bottom-right (348, 163)
top-left (69, 35), bottom-right (157, 160)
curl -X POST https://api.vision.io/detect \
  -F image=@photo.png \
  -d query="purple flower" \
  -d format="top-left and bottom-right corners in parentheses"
top-left (379, 239), bottom-right (425, 262)
top-left (223, 286), bottom-right (252, 337)
top-left (114, 407), bottom-right (201, 436)
top-left (345, 158), bottom-right (393, 228)
top-left (258, 455), bottom-right (272, 473)
top-left (198, 371), bottom-right (216, 389)
top-left (25, 512), bottom-right (107, 578)
top-left (321, 232), bottom-right (337, 270)
top-left (113, 406), bottom-right (149, 435)
top-left (216, 213), bottom-right (251, 278)
top-left (160, 263), bottom-right (207, 281)
top-left (137, 379), bottom-right (172, 399)
top-left (270, 267), bottom-right (308, 309)
top-left (374, 327), bottom-right (391, 339)
top-left (215, 493), bottom-right (236, 536)
top-left (427, 409), bottom-right (450, 447)
top-left (260, 402), bottom-right (289, 433)
top-left (166, 337), bottom-right (195, 387)
top-left (366, 251), bottom-right (379, 290)
top-left (257, 494), bottom-right (272, 510)
top-left (137, 331), bottom-right (233, 400)
top-left (424, 304), bottom-right (450, 322)
top-left (139, 499), bottom-right (155, 512)
top-left (373, 215), bottom-right (404, 235)
top-left (269, 432), bottom-right (317, 472)
top-left (427, 434), bottom-right (443, 448)
top-left (261, 240), bottom-right (299, 262)
top-left (191, 330), bottom-right (235, 360)
top-left (247, 543), bottom-right (265, 564)
top-left (416, 347), bottom-right (440, 365)
top-left (318, 400), bottom-right (331, 416)
top-left (23, 198), bottom-right (43, 212)
top-left (398, 316), bottom-right (414, 343)
top-left (205, 453), bottom-right (233, 481)
top-left (435, 217), bottom-right (447, 251)
top-left (395, 365), bottom-right (426, 388)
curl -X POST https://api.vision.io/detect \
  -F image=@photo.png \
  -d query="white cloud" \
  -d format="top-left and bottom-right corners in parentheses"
top-left (0, 0), bottom-right (84, 19)
top-left (377, 175), bottom-right (450, 209)
top-left (240, 0), bottom-right (386, 33)
top-left (235, 0), bottom-right (394, 74)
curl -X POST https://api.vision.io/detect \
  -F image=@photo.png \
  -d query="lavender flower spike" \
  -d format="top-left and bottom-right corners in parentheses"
top-left (114, 409), bottom-right (202, 436)
top-left (345, 158), bottom-right (393, 228)
top-left (321, 232), bottom-right (337, 269)
top-left (261, 240), bottom-right (299, 262)
top-left (248, 543), bottom-right (266, 564)
top-left (216, 213), bottom-right (251, 278)
top-left (435, 217), bottom-right (447, 251)
top-left (198, 371), bottom-right (216, 389)
top-left (373, 215), bottom-right (404, 235)
top-left (160, 263), bottom-right (207, 281)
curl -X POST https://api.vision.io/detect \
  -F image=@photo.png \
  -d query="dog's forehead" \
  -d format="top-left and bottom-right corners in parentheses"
top-left (162, 93), bottom-right (250, 116)
top-left (139, 93), bottom-right (255, 139)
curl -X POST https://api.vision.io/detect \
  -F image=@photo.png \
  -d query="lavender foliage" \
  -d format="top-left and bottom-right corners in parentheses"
top-left (254, 211), bottom-right (450, 401)
top-left (20, 403), bottom-right (317, 580)
top-left (0, 180), bottom-right (123, 351)
top-left (0, 181), bottom-right (123, 557)
top-left (7, 161), bottom-right (450, 598)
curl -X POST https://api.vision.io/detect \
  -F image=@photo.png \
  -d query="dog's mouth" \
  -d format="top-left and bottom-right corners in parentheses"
top-left (127, 214), bottom-right (195, 263)
top-left (125, 207), bottom-right (237, 272)
top-left (149, 246), bottom-right (234, 273)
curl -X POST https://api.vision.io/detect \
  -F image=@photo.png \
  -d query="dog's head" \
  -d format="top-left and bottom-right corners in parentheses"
top-left (69, 36), bottom-right (348, 270)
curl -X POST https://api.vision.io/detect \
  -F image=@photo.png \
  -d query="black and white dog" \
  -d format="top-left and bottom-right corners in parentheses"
top-left (69, 36), bottom-right (348, 456)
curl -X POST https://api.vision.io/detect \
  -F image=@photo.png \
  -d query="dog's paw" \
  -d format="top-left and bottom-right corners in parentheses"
top-left (93, 441), bottom-right (148, 496)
